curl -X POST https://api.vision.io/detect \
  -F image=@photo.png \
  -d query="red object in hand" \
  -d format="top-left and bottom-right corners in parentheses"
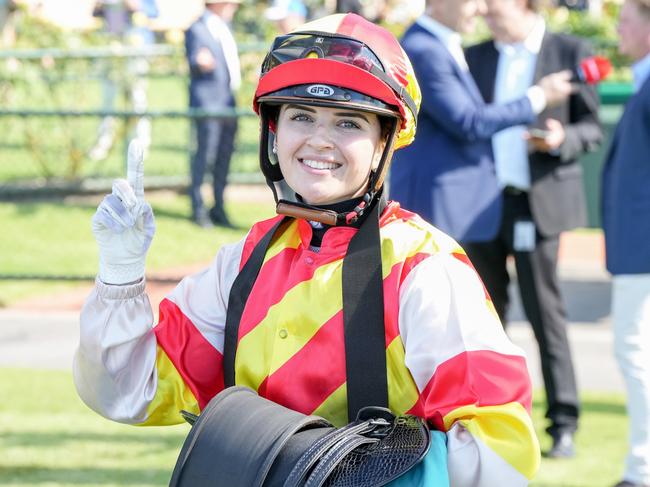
top-left (576, 56), bottom-right (612, 84)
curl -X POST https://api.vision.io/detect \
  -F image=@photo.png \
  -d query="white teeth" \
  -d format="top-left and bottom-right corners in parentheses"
top-left (301, 159), bottom-right (340, 170)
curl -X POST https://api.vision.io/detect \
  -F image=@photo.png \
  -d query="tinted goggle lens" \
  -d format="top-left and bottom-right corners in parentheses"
top-left (261, 34), bottom-right (384, 75)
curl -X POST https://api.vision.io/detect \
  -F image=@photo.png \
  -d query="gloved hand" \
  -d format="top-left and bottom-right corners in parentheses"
top-left (92, 140), bottom-right (156, 285)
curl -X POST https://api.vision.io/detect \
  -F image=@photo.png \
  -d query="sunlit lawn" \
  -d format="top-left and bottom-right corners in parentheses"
top-left (0, 367), bottom-right (628, 487)
top-left (0, 190), bottom-right (274, 306)
top-left (0, 368), bottom-right (187, 486)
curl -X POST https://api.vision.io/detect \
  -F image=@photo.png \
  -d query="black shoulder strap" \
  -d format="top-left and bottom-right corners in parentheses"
top-left (341, 200), bottom-right (388, 420)
top-left (223, 217), bottom-right (287, 387)
top-left (223, 204), bottom-right (389, 421)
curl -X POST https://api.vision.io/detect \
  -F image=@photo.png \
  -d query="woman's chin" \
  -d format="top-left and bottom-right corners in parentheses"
top-left (298, 188), bottom-right (336, 206)
top-left (303, 196), bottom-right (333, 206)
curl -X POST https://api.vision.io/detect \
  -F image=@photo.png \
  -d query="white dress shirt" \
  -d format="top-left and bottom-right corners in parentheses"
top-left (492, 18), bottom-right (546, 191)
top-left (416, 15), bottom-right (468, 71)
top-left (203, 11), bottom-right (241, 91)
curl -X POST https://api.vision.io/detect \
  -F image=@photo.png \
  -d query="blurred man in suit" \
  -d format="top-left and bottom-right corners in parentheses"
top-left (602, 1), bottom-right (650, 485)
top-left (89, 0), bottom-right (159, 161)
top-left (389, 0), bottom-right (573, 242)
top-left (185, 0), bottom-right (241, 228)
top-left (464, 0), bottom-right (603, 457)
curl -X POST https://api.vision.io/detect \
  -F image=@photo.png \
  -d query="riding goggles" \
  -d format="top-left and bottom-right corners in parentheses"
top-left (260, 32), bottom-right (418, 121)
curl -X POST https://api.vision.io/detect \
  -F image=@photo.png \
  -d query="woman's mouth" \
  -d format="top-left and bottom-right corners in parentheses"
top-left (299, 158), bottom-right (341, 170)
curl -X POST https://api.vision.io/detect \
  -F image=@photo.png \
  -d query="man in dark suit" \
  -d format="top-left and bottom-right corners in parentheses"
top-left (464, 0), bottom-right (603, 457)
top-left (602, 1), bottom-right (650, 485)
top-left (185, 0), bottom-right (241, 227)
top-left (389, 0), bottom-right (573, 242)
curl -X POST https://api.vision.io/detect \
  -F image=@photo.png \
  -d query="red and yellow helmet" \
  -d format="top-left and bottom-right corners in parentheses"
top-left (254, 13), bottom-right (421, 198)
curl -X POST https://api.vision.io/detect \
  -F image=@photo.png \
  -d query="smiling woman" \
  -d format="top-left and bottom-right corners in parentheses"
top-left (74, 12), bottom-right (541, 487)
top-left (275, 104), bottom-right (384, 205)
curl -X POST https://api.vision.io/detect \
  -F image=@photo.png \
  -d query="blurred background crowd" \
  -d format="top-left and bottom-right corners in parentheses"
top-left (0, 0), bottom-right (629, 194)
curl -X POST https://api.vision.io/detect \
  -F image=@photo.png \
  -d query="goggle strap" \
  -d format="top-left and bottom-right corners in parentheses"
top-left (369, 65), bottom-right (417, 125)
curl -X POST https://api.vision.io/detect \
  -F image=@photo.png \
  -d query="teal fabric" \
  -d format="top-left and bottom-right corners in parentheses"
top-left (386, 430), bottom-right (449, 487)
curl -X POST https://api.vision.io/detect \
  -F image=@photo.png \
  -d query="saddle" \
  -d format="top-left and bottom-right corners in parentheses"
top-left (169, 386), bottom-right (431, 487)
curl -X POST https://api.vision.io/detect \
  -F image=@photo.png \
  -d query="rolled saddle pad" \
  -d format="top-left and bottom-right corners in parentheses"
top-left (169, 386), bottom-right (445, 487)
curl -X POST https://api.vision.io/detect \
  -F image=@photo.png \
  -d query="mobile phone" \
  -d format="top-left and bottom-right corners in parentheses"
top-left (528, 128), bottom-right (551, 139)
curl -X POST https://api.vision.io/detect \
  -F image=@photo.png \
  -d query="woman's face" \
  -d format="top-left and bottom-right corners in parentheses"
top-left (275, 104), bottom-right (385, 206)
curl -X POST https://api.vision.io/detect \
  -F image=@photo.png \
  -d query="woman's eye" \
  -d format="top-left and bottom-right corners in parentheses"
top-left (290, 112), bottom-right (312, 122)
top-left (339, 120), bottom-right (361, 129)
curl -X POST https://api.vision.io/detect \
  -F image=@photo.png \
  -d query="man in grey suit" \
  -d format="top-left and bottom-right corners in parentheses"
top-left (185, 0), bottom-right (241, 228)
top-left (464, 0), bottom-right (603, 458)
top-left (602, 1), bottom-right (650, 486)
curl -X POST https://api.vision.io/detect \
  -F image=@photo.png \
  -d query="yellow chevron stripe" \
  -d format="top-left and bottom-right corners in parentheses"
top-left (140, 347), bottom-right (199, 426)
top-left (311, 383), bottom-right (348, 427)
top-left (386, 336), bottom-right (420, 415)
top-left (236, 259), bottom-right (344, 390)
top-left (262, 220), bottom-right (302, 264)
top-left (380, 220), bottom-right (440, 278)
top-left (443, 402), bottom-right (540, 480)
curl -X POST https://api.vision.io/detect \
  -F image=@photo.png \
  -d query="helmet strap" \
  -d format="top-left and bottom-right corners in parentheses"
top-left (370, 118), bottom-right (399, 193)
top-left (259, 109), bottom-right (284, 185)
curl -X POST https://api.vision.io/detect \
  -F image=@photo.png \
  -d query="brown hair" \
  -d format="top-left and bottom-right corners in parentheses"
top-left (630, 0), bottom-right (650, 17)
top-left (527, 0), bottom-right (557, 12)
top-left (527, 0), bottom-right (540, 11)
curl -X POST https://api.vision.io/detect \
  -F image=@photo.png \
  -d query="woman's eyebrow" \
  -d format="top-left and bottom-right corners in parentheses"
top-left (285, 105), bottom-right (369, 123)
top-left (334, 111), bottom-right (370, 122)
top-left (285, 104), bottom-right (317, 112)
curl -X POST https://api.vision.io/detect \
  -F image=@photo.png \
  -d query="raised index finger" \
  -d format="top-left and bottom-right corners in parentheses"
top-left (127, 139), bottom-right (145, 202)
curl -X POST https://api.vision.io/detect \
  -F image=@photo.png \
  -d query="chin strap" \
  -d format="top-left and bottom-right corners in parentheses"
top-left (276, 189), bottom-right (377, 227)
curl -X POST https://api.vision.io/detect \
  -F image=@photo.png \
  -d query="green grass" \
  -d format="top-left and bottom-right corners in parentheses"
top-left (0, 368), bottom-right (187, 486)
top-left (533, 394), bottom-right (628, 487)
top-left (0, 191), bottom-right (275, 306)
top-left (0, 368), bottom-right (629, 486)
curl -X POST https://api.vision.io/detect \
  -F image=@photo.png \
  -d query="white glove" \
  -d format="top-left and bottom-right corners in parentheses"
top-left (92, 140), bottom-right (156, 285)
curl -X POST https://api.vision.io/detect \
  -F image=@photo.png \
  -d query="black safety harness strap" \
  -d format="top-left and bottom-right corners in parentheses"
top-left (223, 217), bottom-right (288, 388)
top-left (223, 200), bottom-right (388, 421)
top-left (341, 200), bottom-right (388, 419)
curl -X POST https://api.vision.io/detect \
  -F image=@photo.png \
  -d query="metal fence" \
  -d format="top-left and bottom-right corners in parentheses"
top-left (0, 42), bottom-right (267, 199)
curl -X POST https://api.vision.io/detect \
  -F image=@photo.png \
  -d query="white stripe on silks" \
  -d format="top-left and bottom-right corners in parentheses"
top-left (446, 422), bottom-right (529, 487)
top-left (398, 252), bottom-right (527, 392)
top-left (168, 239), bottom-right (245, 355)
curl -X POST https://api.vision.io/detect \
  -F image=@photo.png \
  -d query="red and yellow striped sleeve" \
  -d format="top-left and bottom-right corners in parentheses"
top-left (394, 222), bottom-right (540, 485)
top-left (141, 237), bottom-right (247, 425)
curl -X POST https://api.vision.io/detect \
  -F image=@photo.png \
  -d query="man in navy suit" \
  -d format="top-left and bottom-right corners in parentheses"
top-left (463, 0), bottom-right (602, 458)
top-left (602, 1), bottom-right (650, 485)
top-left (389, 0), bottom-right (601, 458)
top-left (389, 0), bottom-right (572, 242)
top-left (185, 0), bottom-right (241, 227)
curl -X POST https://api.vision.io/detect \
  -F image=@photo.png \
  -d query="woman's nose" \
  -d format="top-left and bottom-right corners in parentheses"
top-left (307, 124), bottom-right (335, 149)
